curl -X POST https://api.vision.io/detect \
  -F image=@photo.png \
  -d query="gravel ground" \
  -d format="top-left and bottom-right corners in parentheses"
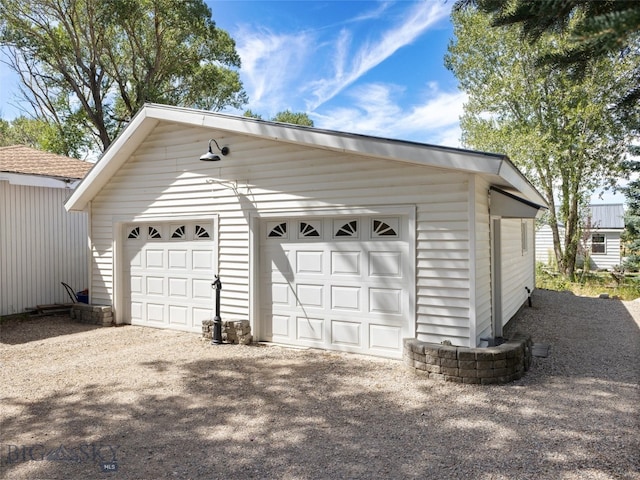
top-left (1, 289), bottom-right (639, 480)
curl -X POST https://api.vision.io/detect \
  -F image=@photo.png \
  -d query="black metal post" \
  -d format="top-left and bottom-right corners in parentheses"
top-left (211, 275), bottom-right (222, 344)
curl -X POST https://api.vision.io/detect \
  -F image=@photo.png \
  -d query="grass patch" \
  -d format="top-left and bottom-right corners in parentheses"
top-left (536, 264), bottom-right (640, 300)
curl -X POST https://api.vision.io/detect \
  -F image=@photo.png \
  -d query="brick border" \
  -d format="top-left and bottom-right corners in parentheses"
top-left (403, 333), bottom-right (533, 384)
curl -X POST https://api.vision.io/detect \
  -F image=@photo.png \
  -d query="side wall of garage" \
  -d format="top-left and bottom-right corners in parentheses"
top-left (88, 122), bottom-right (477, 346)
top-left (500, 218), bottom-right (535, 330)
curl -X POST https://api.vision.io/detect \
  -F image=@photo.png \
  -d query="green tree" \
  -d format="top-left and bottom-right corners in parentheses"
top-left (0, 115), bottom-right (87, 157)
top-left (445, 7), bottom-right (635, 278)
top-left (271, 110), bottom-right (314, 127)
top-left (621, 157), bottom-right (640, 271)
top-left (622, 192), bottom-right (640, 271)
top-left (0, 0), bottom-right (247, 153)
top-left (455, 0), bottom-right (640, 125)
top-left (243, 109), bottom-right (314, 126)
top-left (243, 110), bottom-right (263, 120)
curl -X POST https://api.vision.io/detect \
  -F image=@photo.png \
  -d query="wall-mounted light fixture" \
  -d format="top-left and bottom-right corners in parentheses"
top-left (199, 139), bottom-right (230, 161)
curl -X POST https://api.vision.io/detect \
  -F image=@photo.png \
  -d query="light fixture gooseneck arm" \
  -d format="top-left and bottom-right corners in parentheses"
top-left (209, 139), bottom-right (230, 156)
top-left (199, 138), bottom-right (230, 161)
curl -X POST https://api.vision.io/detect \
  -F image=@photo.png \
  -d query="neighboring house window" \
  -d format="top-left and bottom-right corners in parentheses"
top-left (592, 234), bottom-right (606, 254)
top-left (521, 221), bottom-right (528, 254)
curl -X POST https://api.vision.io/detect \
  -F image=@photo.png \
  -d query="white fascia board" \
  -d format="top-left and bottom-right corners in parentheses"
top-left (490, 188), bottom-right (541, 218)
top-left (65, 110), bottom-right (159, 211)
top-left (496, 160), bottom-right (548, 208)
top-left (0, 172), bottom-right (80, 189)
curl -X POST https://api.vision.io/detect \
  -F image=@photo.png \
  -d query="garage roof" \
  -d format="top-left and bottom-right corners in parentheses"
top-left (65, 103), bottom-right (548, 212)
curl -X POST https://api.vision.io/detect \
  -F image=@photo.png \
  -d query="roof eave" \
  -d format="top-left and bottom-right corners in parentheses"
top-left (66, 103), bottom-right (548, 211)
top-left (65, 108), bottom-right (159, 211)
top-left (146, 104), bottom-right (547, 207)
top-left (142, 103), bottom-right (507, 175)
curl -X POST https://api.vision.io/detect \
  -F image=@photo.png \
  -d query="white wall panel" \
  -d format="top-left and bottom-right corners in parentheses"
top-left (500, 218), bottom-right (535, 327)
top-left (474, 177), bottom-right (492, 345)
top-left (536, 224), bottom-right (622, 270)
top-left (535, 224), bottom-right (557, 265)
top-left (589, 231), bottom-right (622, 270)
top-left (0, 181), bottom-right (88, 315)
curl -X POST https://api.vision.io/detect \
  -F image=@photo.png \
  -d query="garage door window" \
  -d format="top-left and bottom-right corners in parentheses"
top-left (127, 226), bottom-right (140, 239)
top-left (372, 218), bottom-right (399, 238)
top-left (334, 219), bottom-right (358, 238)
top-left (171, 225), bottom-right (186, 239)
top-left (299, 221), bottom-right (321, 238)
top-left (268, 222), bottom-right (288, 238)
top-left (148, 226), bottom-right (162, 239)
top-left (195, 225), bottom-right (210, 238)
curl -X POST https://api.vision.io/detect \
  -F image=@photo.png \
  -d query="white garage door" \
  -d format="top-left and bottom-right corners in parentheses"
top-left (260, 215), bottom-right (412, 359)
top-left (123, 221), bottom-right (216, 332)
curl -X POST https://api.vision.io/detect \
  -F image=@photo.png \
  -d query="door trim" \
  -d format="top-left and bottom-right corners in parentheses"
top-left (491, 217), bottom-right (502, 338)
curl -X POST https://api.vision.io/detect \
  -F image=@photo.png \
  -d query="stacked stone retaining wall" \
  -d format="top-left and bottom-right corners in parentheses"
top-left (202, 320), bottom-right (252, 345)
top-left (70, 304), bottom-right (113, 327)
top-left (403, 333), bottom-right (532, 384)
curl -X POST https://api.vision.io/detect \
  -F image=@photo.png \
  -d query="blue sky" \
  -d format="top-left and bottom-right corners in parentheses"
top-left (209, 0), bottom-right (463, 147)
top-left (0, 1), bottom-right (462, 147)
top-left (0, 0), bottom-right (625, 203)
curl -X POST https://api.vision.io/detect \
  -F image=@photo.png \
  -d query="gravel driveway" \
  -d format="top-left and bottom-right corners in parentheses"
top-left (1, 289), bottom-right (639, 480)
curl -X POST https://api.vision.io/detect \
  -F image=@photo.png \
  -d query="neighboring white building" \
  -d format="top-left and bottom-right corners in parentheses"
top-left (0, 145), bottom-right (91, 316)
top-left (586, 204), bottom-right (624, 270)
top-left (535, 204), bottom-right (624, 270)
top-left (65, 104), bottom-right (547, 358)
top-left (535, 223), bottom-right (559, 267)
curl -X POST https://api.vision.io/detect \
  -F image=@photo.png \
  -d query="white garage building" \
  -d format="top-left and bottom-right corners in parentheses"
top-left (65, 104), bottom-right (546, 359)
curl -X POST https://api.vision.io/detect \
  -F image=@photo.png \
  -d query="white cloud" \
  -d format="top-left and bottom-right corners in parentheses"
top-left (404, 83), bottom-right (467, 130)
top-left (349, 1), bottom-right (394, 23)
top-left (227, 1), bottom-right (458, 146)
top-left (305, 1), bottom-right (450, 110)
top-left (314, 82), bottom-right (466, 147)
top-left (234, 26), bottom-right (314, 115)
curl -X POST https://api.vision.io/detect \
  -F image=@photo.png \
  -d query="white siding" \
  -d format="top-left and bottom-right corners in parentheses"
top-left (473, 178), bottom-right (492, 346)
top-left (0, 181), bottom-right (88, 315)
top-left (589, 231), bottom-right (622, 270)
top-left (536, 225), bottom-right (622, 270)
top-left (89, 122), bottom-right (475, 346)
top-left (535, 224), bottom-right (557, 265)
top-left (500, 218), bottom-right (534, 328)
